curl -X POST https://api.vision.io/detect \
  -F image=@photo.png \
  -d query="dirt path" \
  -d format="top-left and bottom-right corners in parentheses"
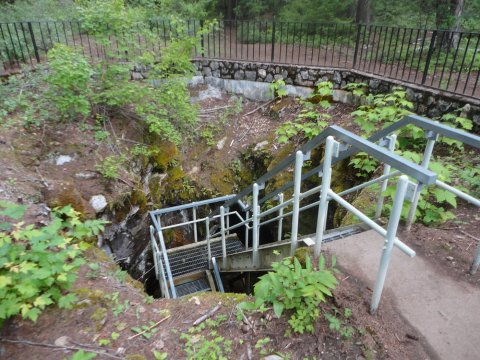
top-left (324, 229), bottom-right (480, 360)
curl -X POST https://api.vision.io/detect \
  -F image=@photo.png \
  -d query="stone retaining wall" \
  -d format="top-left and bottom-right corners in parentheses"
top-left (193, 59), bottom-right (480, 127)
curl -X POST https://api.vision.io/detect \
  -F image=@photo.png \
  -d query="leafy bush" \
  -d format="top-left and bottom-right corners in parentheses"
top-left (96, 155), bottom-right (126, 180)
top-left (47, 44), bottom-right (93, 119)
top-left (0, 201), bottom-right (106, 324)
top-left (240, 254), bottom-right (337, 334)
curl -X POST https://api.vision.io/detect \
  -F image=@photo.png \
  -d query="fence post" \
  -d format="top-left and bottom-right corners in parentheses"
top-left (352, 24), bottom-right (362, 69)
top-left (27, 22), bottom-right (40, 63)
top-left (252, 183), bottom-right (260, 267)
top-left (422, 30), bottom-right (437, 85)
top-left (200, 19), bottom-right (205, 57)
top-left (271, 18), bottom-right (276, 62)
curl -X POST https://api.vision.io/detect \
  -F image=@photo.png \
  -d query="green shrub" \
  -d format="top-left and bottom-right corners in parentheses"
top-left (47, 44), bottom-right (93, 119)
top-left (0, 201), bottom-right (107, 324)
top-left (240, 254), bottom-right (337, 334)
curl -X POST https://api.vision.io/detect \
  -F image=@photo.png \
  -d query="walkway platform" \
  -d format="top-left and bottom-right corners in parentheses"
top-left (324, 230), bottom-right (480, 360)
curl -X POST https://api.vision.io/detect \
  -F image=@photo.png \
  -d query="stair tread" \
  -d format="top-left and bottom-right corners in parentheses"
top-left (164, 237), bottom-right (245, 277)
top-left (172, 278), bottom-right (211, 298)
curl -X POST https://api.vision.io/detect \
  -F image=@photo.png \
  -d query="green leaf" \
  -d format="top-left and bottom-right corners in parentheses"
top-left (0, 201), bottom-right (27, 220)
top-left (69, 350), bottom-right (97, 360)
top-left (273, 302), bottom-right (284, 318)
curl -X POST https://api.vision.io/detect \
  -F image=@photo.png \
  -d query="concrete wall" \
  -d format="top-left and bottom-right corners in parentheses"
top-left (193, 59), bottom-right (480, 127)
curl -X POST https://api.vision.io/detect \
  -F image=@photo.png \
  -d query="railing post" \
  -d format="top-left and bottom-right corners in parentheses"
top-left (157, 230), bottom-right (177, 298)
top-left (220, 206), bottom-right (227, 268)
top-left (352, 24), bottom-right (362, 69)
top-left (245, 210), bottom-right (250, 249)
top-left (290, 151), bottom-right (305, 256)
top-left (371, 175), bottom-right (411, 314)
top-left (206, 217), bottom-right (212, 268)
top-left (422, 30), bottom-right (437, 85)
top-left (406, 131), bottom-right (438, 230)
top-left (252, 183), bottom-right (260, 267)
top-left (277, 193), bottom-right (284, 242)
top-left (193, 206), bottom-right (198, 243)
top-left (314, 137), bottom-right (337, 257)
top-left (271, 18), bottom-right (276, 62)
top-left (27, 22), bottom-right (40, 63)
top-left (375, 135), bottom-right (397, 219)
top-left (471, 243), bottom-right (480, 275)
top-left (225, 206), bottom-right (230, 235)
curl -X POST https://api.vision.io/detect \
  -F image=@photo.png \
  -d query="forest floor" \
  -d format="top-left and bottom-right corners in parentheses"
top-left (0, 83), bottom-right (479, 359)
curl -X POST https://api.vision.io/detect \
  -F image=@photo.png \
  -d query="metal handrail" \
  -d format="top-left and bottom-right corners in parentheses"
top-left (150, 116), bottom-right (480, 304)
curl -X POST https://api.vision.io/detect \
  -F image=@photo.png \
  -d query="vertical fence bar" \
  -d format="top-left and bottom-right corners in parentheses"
top-left (225, 207), bottom-right (230, 235)
top-left (220, 206), bottom-right (227, 267)
top-left (422, 30), bottom-right (437, 85)
top-left (395, 27), bottom-right (406, 79)
top-left (271, 18), bottom-right (276, 62)
top-left (375, 135), bottom-right (397, 219)
top-left (252, 184), bottom-right (260, 267)
top-left (446, 32), bottom-right (463, 90)
top-left (371, 175), bottom-right (410, 314)
top-left (464, 35), bottom-right (480, 94)
top-left (27, 22), bottom-right (40, 63)
top-left (352, 24), bottom-right (362, 69)
top-left (314, 137), bottom-right (336, 257)
top-left (277, 193), bottom-right (284, 242)
top-left (455, 34), bottom-right (471, 92)
top-left (291, 151), bottom-right (304, 256)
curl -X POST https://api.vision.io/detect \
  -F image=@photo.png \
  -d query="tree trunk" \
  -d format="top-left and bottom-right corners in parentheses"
top-left (452, 0), bottom-right (464, 48)
top-left (355, 0), bottom-right (371, 25)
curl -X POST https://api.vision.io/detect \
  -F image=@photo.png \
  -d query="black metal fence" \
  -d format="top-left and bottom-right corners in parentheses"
top-left (1, 19), bottom-right (479, 99)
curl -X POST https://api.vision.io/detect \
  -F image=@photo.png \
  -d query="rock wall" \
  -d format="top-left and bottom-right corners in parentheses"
top-left (193, 59), bottom-right (480, 127)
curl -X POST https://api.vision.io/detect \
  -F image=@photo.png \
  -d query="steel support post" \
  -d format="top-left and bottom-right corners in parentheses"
top-left (157, 230), bottom-right (177, 298)
top-left (225, 206), bottom-right (230, 235)
top-left (371, 175), bottom-right (410, 314)
top-left (315, 137), bottom-right (337, 257)
top-left (290, 151), bottom-right (305, 256)
top-left (193, 207), bottom-right (198, 243)
top-left (252, 183), bottom-right (260, 266)
top-left (220, 206), bottom-right (227, 268)
top-left (406, 134), bottom-right (437, 230)
top-left (245, 210), bottom-right (250, 249)
top-left (277, 193), bottom-right (284, 241)
top-left (375, 135), bottom-right (397, 219)
top-left (206, 217), bottom-right (212, 269)
top-left (471, 242), bottom-right (480, 275)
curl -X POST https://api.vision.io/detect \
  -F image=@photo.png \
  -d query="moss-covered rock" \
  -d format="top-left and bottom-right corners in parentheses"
top-left (340, 186), bottom-right (378, 227)
top-left (151, 141), bottom-right (178, 171)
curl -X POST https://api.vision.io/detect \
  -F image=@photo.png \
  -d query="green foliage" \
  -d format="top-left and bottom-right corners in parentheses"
top-left (46, 44), bottom-right (93, 120)
top-left (349, 152), bottom-right (379, 178)
top-left (180, 331), bottom-right (232, 360)
top-left (325, 308), bottom-right (355, 340)
top-left (351, 87), bottom-right (413, 136)
top-left (270, 79), bottom-right (288, 98)
top-left (343, 82), bottom-right (368, 97)
top-left (0, 202), bottom-right (106, 324)
top-left (276, 83), bottom-right (334, 144)
top-left (69, 350), bottom-right (97, 360)
top-left (240, 254), bottom-right (337, 334)
top-left (95, 155), bottom-right (126, 180)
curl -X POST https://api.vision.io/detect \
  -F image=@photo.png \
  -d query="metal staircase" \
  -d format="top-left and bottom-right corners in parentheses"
top-left (149, 114), bottom-right (480, 313)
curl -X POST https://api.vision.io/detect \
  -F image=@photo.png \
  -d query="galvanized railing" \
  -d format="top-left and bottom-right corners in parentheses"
top-left (150, 114), bottom-right (480, 310)
top-left (1, 19), bottom-right (479, 99)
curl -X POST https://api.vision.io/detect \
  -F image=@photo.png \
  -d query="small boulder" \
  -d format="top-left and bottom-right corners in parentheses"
top-left (89, 195), bottom-right (108, 213)
top-left (55, 155), bottom-right (73, 166)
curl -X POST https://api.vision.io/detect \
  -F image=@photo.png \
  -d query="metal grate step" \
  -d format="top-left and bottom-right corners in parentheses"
top-left (165, 236), bottom-right (244, 278)
top-left (171, 278), bottom-right (211, 298)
